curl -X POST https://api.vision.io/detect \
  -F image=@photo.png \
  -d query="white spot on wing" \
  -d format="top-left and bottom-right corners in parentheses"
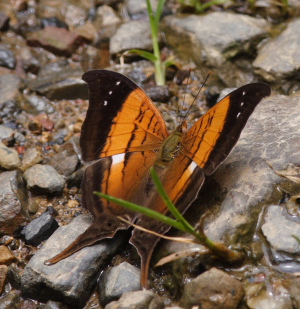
top-left (240, 102), bottom-right (244, 106)
top-left (116, 81), bottom-right (121, 85)
top-left (104, 100), bottom-right (108, 106)
top-left (237, 112), bottom-right (241, 118)
top-left (112, 153), bottom-right (125, 165)
top-left (188, 161), bottom-right (197, 174)
top-left (109, 91), bottom-right (112, 95)
top-left (242, 91), bottom-right (246, 96)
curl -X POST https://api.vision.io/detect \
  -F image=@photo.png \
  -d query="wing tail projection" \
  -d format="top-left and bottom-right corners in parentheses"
top-left (130, 155), bottom-right (205, 288)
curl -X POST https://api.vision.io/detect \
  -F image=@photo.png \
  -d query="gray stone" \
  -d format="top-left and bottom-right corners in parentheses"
top-left (21, 214), bottom-right (124, 308)
top-left (126, 0), bottom-right (157, 20)
top-left (0, 124), bottom-right (26, 143)
top-left (0, 142), bottom-right (21, 170)
top-left (180, 268), bottom-right (244, 309)
top-left (99, 262), bottom-right (141, 306)
top-left (23, 164), bottom-right (66, 194)
top-left (0, 46), bottom-right (16, 69)
top-left (44, 300), bottom-right (69, 309)
top-left (162, 12), bottom-right (268, 67)
top-left (262, 205), bottom-right (300, 255)
top-left (24, 94), bottom-right (56, 114)
top-left (22, 211), bottom-right (59, 246)
top-left (110, 20), bottom-right (152, 55)
top-left (105, 290), bottom-right (164, 309)
top-left (0, 171), bottom-right (23, 222)
top-left (48, 150), bottom-right (79, 177)
top-left (202, 93), bottom-right (300, 244)
top-left (27, 59), bottom-right (88, 100)
top-left (254, 18), bottom-right (300, 83)
top-left (0, 74), bottom-right (22, 106)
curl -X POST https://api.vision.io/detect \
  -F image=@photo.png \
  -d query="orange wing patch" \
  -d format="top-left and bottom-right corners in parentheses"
top-left (101, 89), bottom-right (169, 157)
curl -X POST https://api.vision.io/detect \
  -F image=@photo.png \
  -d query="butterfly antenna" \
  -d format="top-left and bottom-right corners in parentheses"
top-left (180, 68), bottom-right (192, 112)
top-left (181, 72), bottom-right (211, 125)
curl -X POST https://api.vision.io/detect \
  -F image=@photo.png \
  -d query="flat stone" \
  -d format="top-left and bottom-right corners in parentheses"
top-left (262, 206), bottom-right (300, 254)
top-left (162, 12), bottom-right (268, 67)
top-left (0, 246), bottom-right (15, 264)
top-left (180, 268), bottom-right (244, 309)
top-left (110, 20), bottom-right (152, 55)
top-left (21, 214), bottom-right (124, 308)
top-left (105, 290), bottom-right (164, 309)
top-left (24, 94), bottom-right (56, 114)
top-left (99, 262), bottom-right (141, 306)
top-left (22, 211), bottom-right (59, 246)
top-left (0, 293), bottom-right (20, 308)
top-left (23, 164), bottom-right (66, 194)
top-left (48, 150), bottom-right (79, 177)
top-left (254, 18), bottom-right (300, 84)
top-left (0, 141), bottom-right (21, 170)
top-left (27, 59), bottom-right (87, 100)
top-left (26, 26), bottom-right (85, 56)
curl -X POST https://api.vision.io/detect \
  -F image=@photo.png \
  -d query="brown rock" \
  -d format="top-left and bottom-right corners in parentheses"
top-left (0, 265), bottom-right (8, 293)
top-left (180, 268), bottom-right (244, 309)
top-left (26, 26), bottom-right (85, 56)
top-left (0, 246), bottom-right (15, 264)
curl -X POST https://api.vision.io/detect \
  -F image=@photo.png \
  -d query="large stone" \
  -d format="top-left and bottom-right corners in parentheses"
top-left (21, 214), bottom-right (124, 308)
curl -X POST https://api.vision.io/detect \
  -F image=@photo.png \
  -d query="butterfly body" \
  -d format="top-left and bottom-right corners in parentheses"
top-left (45, 70), bottom-right (271, 288)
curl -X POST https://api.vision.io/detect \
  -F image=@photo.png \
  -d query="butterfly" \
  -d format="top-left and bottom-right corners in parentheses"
top-left (45, 70), bottom-right (271, 288)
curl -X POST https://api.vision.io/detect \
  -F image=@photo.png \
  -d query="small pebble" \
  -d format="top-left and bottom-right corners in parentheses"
top-left (0, 264), bottom-right (8, 293)
top-left (0, 245), bottom-right (15, 264)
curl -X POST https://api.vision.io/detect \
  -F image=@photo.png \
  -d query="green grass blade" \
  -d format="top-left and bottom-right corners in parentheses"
top-left (126, 49), bottom-right (158, 62)
top-left (94, 191), bottom-right (187, 233)
top-left (150, 168), bottom-right (197, 235)
top-left (155, 0), bottom-right (168, 30)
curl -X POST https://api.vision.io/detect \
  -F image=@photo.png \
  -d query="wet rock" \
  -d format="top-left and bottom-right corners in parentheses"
top-left (162, 12), bottom-right (268, 67)
top-left (254, 18), bottom-right (300, 87)
top-left (0, 46), bottom-right (16, 69)
top-left (0, 12), bottom-right (10, 31)
top-left (27, 59), bottom-right (88, 100)
top-left (0, 142), bottom-right (21, 170)
top-left (21, 214), bottom-right (124, 308)
top-left (105, 290), bottom-right (164, 309)
top-left (0, 246), bottom-right (15, 264)
top-left (180, 268), bottom-right (244, 309)
top-left (26, 26), bottom-right (85, 56)
top-left (99, 262), bottom-right (141, 306)
top-left (41, 17), bottom-right (69, 29)
top-left (7, 263), bottom-right (22, 290)
top-left (21, 147), bottom-right (43, 171)
top-left (24, 94), bottom-right (56, 114)
top-left (0, 124), bottom-right (26, 144)
top-left (245, 281), bottom-right (293, 309)
top-left (48, 150), bottom-right (79, 177)
top-left (23, 164), bottom-right (66, 194)
top-left (261, 206), bottom-right (300, 255)
top-left (110, 20), bottom-right (152, 55)
top-left (0, 265), bottom-right (8, 293)
top-left (21, 211), bottom-right (59, 246)
top-left (0, 293), bottom-right (20, 308)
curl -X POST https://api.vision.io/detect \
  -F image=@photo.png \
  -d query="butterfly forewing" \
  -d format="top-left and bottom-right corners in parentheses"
top-left (181, 83), bottom-right (271, 175)
top-left (81, 70), bottom-right (168, 161)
